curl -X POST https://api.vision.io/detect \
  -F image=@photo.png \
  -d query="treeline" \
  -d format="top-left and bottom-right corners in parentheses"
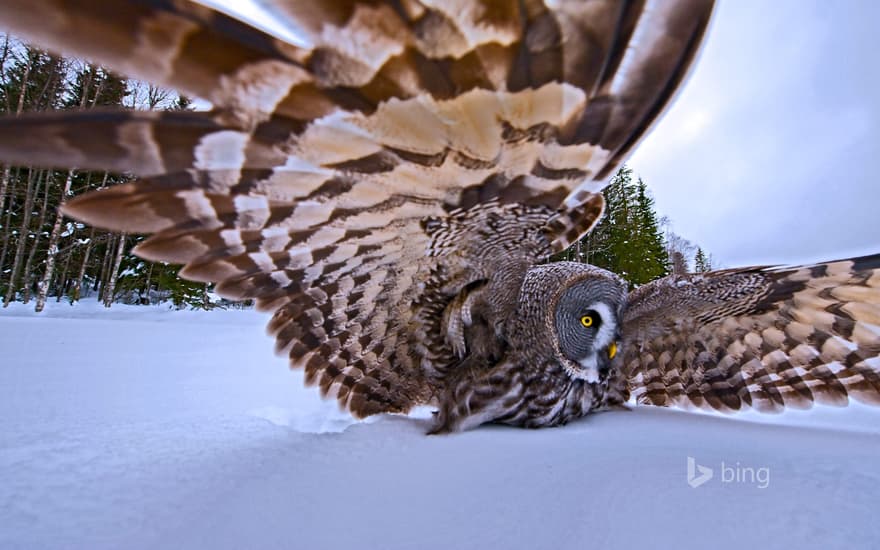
top-left (553, 165), bottom-right (715, 286)
top-left (0, 35), bottom-right (221, 311)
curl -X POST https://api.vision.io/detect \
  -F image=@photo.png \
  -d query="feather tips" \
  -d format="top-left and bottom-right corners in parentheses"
top-left (623, 255), bottom-right (880, 414)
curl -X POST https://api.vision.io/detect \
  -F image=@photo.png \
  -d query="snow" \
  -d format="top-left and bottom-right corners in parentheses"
top-left (2, 301), bottom-right (880, 550)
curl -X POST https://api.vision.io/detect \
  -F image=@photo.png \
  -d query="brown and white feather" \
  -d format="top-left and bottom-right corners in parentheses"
top-left (623, 255), bottom-right (880, 413)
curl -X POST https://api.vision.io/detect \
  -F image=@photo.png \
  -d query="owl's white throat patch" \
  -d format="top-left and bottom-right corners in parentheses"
top-left (570, 354), bottom-right (600, 383)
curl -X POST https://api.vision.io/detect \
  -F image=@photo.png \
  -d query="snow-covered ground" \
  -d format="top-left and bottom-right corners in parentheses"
top-left (2, 301), bottom-right (879, 550)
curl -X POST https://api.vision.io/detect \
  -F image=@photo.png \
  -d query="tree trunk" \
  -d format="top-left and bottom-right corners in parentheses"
top-left (0, 165), bottom-right (10, 224)
top-left (22, 171), bottom-right (51, 304)
top-left (96, 233), bottom-right (113, 295)
top-left (3, 169), bottom-right (40, 307)
top-left (0, 44), bottom-right (32, 300)
top-left (102, 232), bottom-right (126, 307)
top-left (70, 172), bottom-right (108, 302)
top-left (0, 34), bottom-right (12, 231)
top-left (143, 263), bottom-right (154, 305)
top-left (55, 247), bottom-right (72, 303)
top-left (72, 227), bottom-right (96, 302)
top-left (35, 68), bottom-right (93, 312)
top-left (0, 167), bottom-right (19, 291)
top-left (13, 53), bottom-right (31, 115)
top-left (35, 168), bottom-right (75, 311)
top-left (0, 35), bottom-right (10, 86)
top-left (584, 233), bottom-right (593, 264)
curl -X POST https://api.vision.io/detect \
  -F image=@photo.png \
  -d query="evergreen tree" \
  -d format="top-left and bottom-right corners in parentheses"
top-left (0, 46), bottom-right (67, 114)
top-left (63, 64), bottom-right (128, 109)
top-left (553, 165), bottom-right (670, 287)
top-left (626, 177), bottom-right (669, 284)
top-left (694, 247), bottom-right (711, 273)
top-left (0, 36), bottom-right (220, 310)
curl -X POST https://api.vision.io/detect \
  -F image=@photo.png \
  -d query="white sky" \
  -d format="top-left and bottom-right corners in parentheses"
top-left (203, 0), bottom-right (879, 269)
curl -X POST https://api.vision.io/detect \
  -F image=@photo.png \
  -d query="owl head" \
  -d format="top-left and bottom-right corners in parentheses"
top-left (516, 262), bottom-right (628, 383)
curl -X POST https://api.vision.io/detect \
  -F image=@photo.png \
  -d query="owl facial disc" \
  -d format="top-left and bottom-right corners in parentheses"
top-left (554, 278), bottom-right (626, 383)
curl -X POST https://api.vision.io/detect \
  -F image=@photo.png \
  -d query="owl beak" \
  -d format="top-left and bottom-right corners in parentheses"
top-left (608, 342), bottom-right (618, 360)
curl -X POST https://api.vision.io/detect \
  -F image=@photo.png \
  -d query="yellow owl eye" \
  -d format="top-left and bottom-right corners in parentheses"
top-left (608, 342), bottom-right (618, 359)
top-left (580, 314), bottom-right (594, 328)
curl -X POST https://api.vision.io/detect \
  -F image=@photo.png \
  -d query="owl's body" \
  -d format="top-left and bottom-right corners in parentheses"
top-left (432, 262), bottom-right (630, 432)
top-left (0, 0), bottom-right (878, 432)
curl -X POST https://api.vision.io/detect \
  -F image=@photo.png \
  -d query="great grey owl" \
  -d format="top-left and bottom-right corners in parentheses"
top-left (0, 0), bottom-right (878, 433)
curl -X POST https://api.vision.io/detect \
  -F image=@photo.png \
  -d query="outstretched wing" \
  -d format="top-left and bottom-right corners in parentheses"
top-left (622, 255), bottom-right (880, 413)
top-left (0, 0), bottom-right (714, 416)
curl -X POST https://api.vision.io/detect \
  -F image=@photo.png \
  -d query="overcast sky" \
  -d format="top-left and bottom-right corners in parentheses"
top-left (207, 0), bottom-right (879, 269)
top-left (629, 0), bottom-right (880, 268)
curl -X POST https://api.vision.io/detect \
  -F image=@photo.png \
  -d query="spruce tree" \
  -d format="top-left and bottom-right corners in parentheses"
top-left (694, 247), bottom-right (711, 273)
top-left (629, 177), bottom-right (669, 284)
top-left (552, 165), bottom-right (670, 288)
